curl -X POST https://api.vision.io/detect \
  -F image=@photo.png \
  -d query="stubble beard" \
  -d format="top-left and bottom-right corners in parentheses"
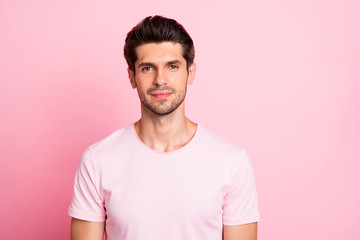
top-left (139, 86), bottom-right (187, 116)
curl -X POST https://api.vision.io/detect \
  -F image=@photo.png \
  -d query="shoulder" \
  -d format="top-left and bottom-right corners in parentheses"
top-left (87, 124), bottom-right (133, 158)
top-left (197, 125), bottom-right (245, 155)
top-left (74, 125), bottom-right (134, 177)
top-left (195, 125), bottom-right (252, 167)
top-left (195, 126), bottom-right (254, 182)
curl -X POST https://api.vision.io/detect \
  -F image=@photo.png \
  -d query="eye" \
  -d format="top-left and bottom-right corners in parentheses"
top-left (142, 66), bottom-right (153, 72)
top-left (168, 65), bottom-right (179, 70)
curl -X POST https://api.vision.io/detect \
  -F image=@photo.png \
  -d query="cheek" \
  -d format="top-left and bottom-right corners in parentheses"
top-left (136, 87), bottom-right (146, 102)
top-left (137, 85), bottom-right (147, 96)
top-left (135, 78), bottom-right (148, 89)
top-left (170, 72), bottom-right (188, 84)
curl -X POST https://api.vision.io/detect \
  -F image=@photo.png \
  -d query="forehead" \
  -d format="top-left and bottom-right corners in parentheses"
top-left (135, 42), bottom-right (185, 64)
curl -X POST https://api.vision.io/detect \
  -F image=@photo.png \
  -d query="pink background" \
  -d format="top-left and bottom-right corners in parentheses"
top-left (1, 0), bottom-right (359, 239)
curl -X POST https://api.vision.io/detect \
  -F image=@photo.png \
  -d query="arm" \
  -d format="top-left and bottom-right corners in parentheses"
top-left (71, 218), bottom-right (105, 240)
top-left (223, 222), bottom-right (257, 240)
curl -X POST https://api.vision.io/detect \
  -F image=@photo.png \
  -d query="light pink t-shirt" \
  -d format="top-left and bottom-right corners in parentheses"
top-left (68, 124), bottom-right (260, 239)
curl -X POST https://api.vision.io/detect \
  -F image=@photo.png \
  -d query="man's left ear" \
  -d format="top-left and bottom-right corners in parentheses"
top-left (187, 62), bottom-right (196, 85)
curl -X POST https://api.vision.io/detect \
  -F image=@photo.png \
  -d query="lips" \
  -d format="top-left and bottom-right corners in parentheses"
top-left (150, 91), bottom-right (172, 99)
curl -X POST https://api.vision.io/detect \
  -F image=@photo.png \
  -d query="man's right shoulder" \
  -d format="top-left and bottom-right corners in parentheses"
top-left (87, 124), bottom-right (133, 156)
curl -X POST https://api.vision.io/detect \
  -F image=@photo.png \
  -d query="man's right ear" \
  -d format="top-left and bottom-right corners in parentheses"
top-left (128, 68), bottom-right (137, 89)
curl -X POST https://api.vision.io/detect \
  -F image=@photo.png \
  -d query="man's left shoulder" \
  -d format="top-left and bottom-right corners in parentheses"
top-left (197, 125), bottom-right (246, 156)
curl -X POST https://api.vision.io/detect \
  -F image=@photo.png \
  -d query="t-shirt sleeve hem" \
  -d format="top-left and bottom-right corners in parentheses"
top-left (68, 208), bottom-right (106, 222)
top-left (223, 215), bottom-right (261, 226)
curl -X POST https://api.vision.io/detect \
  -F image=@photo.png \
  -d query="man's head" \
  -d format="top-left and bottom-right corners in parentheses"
top-left (124, 16), bottom-right (196, 116)
top-left (124, 15), bottom-right (195, 74)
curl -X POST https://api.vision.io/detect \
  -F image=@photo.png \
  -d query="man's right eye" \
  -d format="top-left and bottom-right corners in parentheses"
top-left (142, 66), bottom-right (153, 72)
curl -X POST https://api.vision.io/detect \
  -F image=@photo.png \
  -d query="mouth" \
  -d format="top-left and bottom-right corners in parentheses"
top-left (150, 91), bottom-right (173, 99)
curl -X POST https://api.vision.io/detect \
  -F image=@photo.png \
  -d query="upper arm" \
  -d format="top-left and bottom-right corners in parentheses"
top-left (71, 218), bottom-right (105, 240)
top-left (223, 222), bottom-right (258, 240)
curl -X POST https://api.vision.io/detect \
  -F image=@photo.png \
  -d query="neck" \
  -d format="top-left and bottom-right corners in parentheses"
top-left (134, 103), bottom-right (197, 152)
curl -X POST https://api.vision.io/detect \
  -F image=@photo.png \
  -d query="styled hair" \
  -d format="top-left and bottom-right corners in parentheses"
top-left (124, 15), bottom-right (195, 73)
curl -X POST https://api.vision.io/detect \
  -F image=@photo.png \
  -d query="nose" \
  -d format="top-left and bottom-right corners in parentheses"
top-left (153, 69), bottom-right (168, 86)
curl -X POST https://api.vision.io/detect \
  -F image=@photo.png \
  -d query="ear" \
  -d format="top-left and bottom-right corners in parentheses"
top-left (187, 62), bottom-right (196, 85)
top-left (128, 68), bottom-right (137, 89)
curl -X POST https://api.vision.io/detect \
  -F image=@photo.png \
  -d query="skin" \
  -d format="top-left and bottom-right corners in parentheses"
top-left (223, 223), bottom-right (258, 240)
top-left (129, 42), bottom-right (197, 152)
top-left (70, 218), bottom-right (105, 240)
top-left (70, 41), bottom-right (257, 240)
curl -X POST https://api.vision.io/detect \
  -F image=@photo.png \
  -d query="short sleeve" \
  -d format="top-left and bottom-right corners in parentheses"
top-left (222, 149), bottom-right (260, 225)
top-left (68, 148), bottom-right (106, 222)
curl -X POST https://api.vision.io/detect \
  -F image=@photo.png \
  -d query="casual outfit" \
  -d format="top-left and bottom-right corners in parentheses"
top-left (68, 124), bottom-right (260, 240)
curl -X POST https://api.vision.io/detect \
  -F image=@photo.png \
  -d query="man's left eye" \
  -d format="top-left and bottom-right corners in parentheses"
top-left (169, 65), bottom-right (179, 70)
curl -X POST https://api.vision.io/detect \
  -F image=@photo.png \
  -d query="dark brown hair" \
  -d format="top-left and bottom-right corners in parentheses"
top-left (124, 15), bottom-right (195, 73)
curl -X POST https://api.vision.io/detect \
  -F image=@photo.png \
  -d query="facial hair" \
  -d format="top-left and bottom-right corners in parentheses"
top-left (138, 85), bottom-right (187, 116)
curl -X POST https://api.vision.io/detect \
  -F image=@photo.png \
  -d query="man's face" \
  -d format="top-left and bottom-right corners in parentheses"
top-left (128, 42), bottom-right (196, 116)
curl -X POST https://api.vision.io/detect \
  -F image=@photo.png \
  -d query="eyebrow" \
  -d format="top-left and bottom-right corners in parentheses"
top-left (167, 60), bottom-right (183, 65)
top-left (137, 62), bottom-right (155, 68)
top-left (137, 60), bottom-right (183, 68)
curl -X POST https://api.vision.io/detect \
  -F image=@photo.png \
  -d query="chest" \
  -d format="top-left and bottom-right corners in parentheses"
top-left (99, 156), bottom-right (228, 227)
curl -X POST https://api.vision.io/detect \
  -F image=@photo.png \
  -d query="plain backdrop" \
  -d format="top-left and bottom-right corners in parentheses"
top-left (0, 0), bottom-right (359, 239)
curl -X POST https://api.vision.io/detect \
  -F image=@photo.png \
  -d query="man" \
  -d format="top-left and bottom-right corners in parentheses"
top-left (68, 16), bottom-right (260, 240)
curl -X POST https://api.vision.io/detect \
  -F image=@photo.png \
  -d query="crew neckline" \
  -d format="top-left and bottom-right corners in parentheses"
top-left (130, 123), bottom-right (200, 156)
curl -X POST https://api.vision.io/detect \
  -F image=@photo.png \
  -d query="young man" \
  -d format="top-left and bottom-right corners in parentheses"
top-left (69, 16), bottom-right (260, 240)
